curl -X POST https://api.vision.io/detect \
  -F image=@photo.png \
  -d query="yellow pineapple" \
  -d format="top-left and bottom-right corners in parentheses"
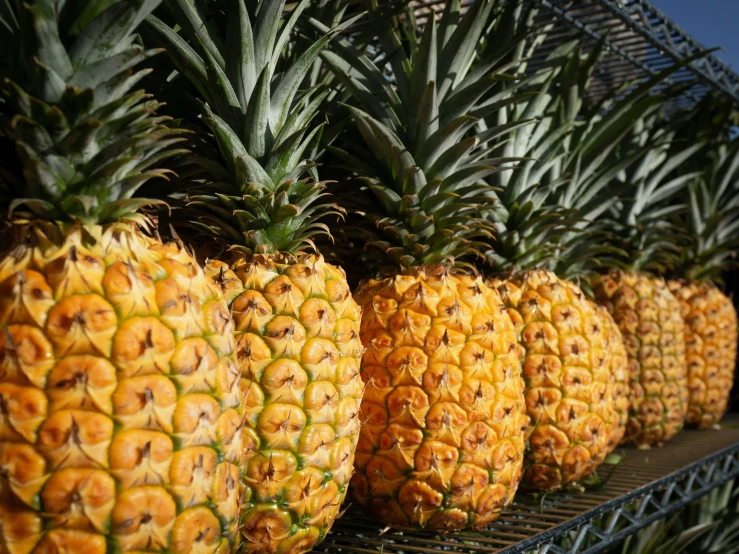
top-left (593, 271), bottom-right (688, 446)
top-left (147, 2), bottom-right (364, 551)
top-left (353, 269), bottom-right (526, 529)
top-left (488, 270), bottom-right (618, 491)
top-left (587, 111), bottom-right (705, 447)
top-left (0, 2), bottom-right (242, 550)
top-left (487, 35), bottom-right (705, 454)
top-left (666, 136), bottom-right (739, 428)
top-left (668, 281), bottom-right (737, 427)
top-left (320, 0), bottom-right (528, 529)
top-left (204, 253), bottom-right (363, 552)
top-left (479, 40), bottom-right (629, 489)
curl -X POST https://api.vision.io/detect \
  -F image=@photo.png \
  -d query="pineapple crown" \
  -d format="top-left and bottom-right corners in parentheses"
top-left (602, 111), bottom-right (703, 274)
top-left (676, 156), bottom-right (739, 282)
top-left (483, 34), bottom-right (645, 277)
top-left (0, 0), bottom-right (184, 227)
top-left (668, 98), bottom-right (739, 281)
top-left (484, 27), bottom-right (707, 279)
top-left (484, 36), bottom-right (597, 275)
top-left (144, 0), bottom-right (359, 255)
top-left (660, 94), bottom-right (739, 281)
top-left (320, 0), bottom-right (528, 271)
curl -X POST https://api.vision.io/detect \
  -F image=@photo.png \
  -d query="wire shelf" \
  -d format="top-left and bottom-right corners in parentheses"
top-left (523, 0), bottom-right (739, 110)
top-left (311, 415), bottom-right (739, 554)
top-left (351, 0), bottom-right (739, 112)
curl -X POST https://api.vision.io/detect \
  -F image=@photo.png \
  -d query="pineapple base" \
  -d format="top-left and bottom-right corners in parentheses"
top-left (352, 267), bottom-right (527, 531)
top-left (0, 222), bottom-right (241, 553)
top-left (668, 280), bottom-right (738, 429)
top-left (489, 270), bottom-right (622, 492)
top-left (204, 252), bottom-right (363, 554)
top-left (593, 270), bottom-right (688, 447)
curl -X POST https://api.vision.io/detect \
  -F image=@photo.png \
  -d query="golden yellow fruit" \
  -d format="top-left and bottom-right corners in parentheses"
top-left (489, 270), bottom-right (620, 491)
top-left (668, 280), bottom-right (738, 428)
top-left (205, 252), bottom-right (363, 554)
top-left (352, 267), bottom-right (527, 530)
top-left (0, 223), bottom-right (241, 553)
top-left (593, 270), bottom-right (688, 447)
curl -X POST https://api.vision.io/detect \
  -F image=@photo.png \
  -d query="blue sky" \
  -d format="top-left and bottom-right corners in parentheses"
top-left (651, 0), bottom-right (739, 70)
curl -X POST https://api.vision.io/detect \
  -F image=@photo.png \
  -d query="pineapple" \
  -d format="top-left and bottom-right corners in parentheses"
top-left (487, 271), bottom-right (618, 491)
top-left (667, 126), bottom-right (739, 428)
top-left (590, 113), bottom-right (698, 447)
top-left (321, 0), bottom-right (528, 530)
top-left (0, 1), bottom-right (242, 552)
top-left (145, 2), bottom-right (364, 552)
top-left (593, 271), bottom-right (688, 447)
top-left (486, 38), bottom-right (698, 451)
top-left (480, 36), bottom-right (626, 490)
top-left (668, 280), bottom-right (737, 427)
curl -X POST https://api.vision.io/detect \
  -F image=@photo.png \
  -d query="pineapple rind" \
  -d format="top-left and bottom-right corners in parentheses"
top-left (668, 280), bottom-right (738, 428)
top-left (593, 270), bottom-right (688, 447)
top-left (489, 270), bottom-right (620, 491)
top-left (353, 268), bottom-right (527, 530)
top-left (204, 253), bottom-right (364, 554)
top-left (0, 223), bottom-right (242, 553)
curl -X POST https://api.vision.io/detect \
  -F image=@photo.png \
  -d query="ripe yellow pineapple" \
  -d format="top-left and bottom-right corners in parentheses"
top-left (204, 252), bottom-right (363, 552)
top-left (583, 108), bottom-right (707, 448)
top-left (0, 225), bottom-right (242, 553)
top-left (488, 271), bottom-right (618, 491)
top-left (353, 268), bottom-right (526, 529)
top-left (490, 31), bottom-right (709, 454)
top-left (668, 281), bottom-right (737, 427)
top-left (665, 133), bottom-right (739, 429)
top-left (324, 2), bottom-right (528, 530)
top-left (593, 271), bottom-right (688, 446)
top-left (478, 40), bottom-right (630, 489)
top-left (320, 0), bottom-right (528, 529)
top-left (0, 2), bottom-right (242, 550)
top-left (147, 2), bottom-right (364, 551)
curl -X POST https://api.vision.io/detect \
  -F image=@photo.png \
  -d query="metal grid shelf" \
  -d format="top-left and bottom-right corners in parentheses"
top-left (358, 0), bottom-right (739, 112)
top-left (523, 0), bottom-right (739, 110)
top-left (310, 415), bottom-right (739, 554)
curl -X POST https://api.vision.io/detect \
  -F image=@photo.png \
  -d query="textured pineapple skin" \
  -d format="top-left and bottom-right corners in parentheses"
top-left (668, 280), bottom-right (738, 428)
top-left (598, 306), bottom-right (630, 448)
top-left (352, 268), bottom-right (527, 530)
top-left (488, 270), bottom-right (620, 491)
top-left (205, 253), bottom-right (363, 554)
top-left (0, 224), bottom-right (242, 553)
top-left (593, 270), bottom-right (688, 447)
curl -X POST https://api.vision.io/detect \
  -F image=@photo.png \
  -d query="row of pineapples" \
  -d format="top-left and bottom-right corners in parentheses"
top-left (0, 0), bottom-right (737, 552)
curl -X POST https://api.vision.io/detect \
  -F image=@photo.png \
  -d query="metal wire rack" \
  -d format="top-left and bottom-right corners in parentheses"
top-left (352, 0), bottom-right (739, 112)
top-left (524, 0), bottom-right (739, 110)
top-left (310, 416), bottom-right (739, 554)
